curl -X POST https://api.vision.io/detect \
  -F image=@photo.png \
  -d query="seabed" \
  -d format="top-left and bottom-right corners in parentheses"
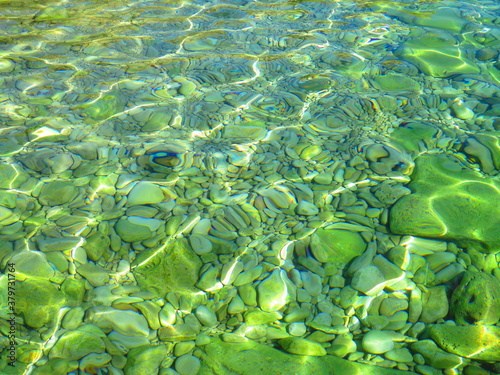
top-left (0, 0), bottom-right (500, 374)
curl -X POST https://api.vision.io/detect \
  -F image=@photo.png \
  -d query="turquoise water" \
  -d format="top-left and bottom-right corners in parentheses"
top-left (1, 0), bottom-right (500, 374)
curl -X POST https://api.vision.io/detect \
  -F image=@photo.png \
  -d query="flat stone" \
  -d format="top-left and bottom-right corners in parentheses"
top-left (295, 201), bottom-right (319, 216)
top-left (175, 354), bottom-right (201, 375)
top-left (430, 324), bottom-right (500, 361)
top-left (126, 182), bottom-right (165, 206)
top-left (158, 324), bottom-right (198, 342)
top-left (395, 32), bottom-right (479, 78)
top-left (451, 270), bottom-right (500, 325)
top-left (36, 236), bottom-right (81, 252)
top-left (131, 238), bottom-right (202, 299)
top-left (195, 305), bottom-right (218, 327)
top-left (390, 154), bottom-right (500, 253)
top-left (9, 251), bottom-right (55, 280)
top-left (198, 338), bottom-right (415, 375)
top-left (420, 286), bottom-right (449, 324)
top-left (279, 337), bottom-right (326, 356)
top-left (76, 263), bottom-right (109, 287)
top-left (82, 91), bottom-right (126, 120)
top-left (351, 266), bottom-right (386, 296)
top-left (244, 310), bottom-right (281, 326)
top-left (86, 307), bottom-right (150, 337)
top-left (83, 231), bottom-right (110, 262)
top-left (17, 279), bottom-right (66, 329)
top-left (385, 348), bottom-right (414, 363)
top-left (124, 344), bottom-right (170, 375)
top-left (49, 324), bottom-right (106, 361)
top-left (411, 339), bottom-right (462, 369)
top-left (38, 181), bottom-right (78, 206)
top-left (310, 229), bottom-right (367, 265)
top-left (66, 142), bottom-right (98, 160)
top-left (372, 74), bottom-right (420, 92)
top-left (0, 163), bottom-right (29, 189)
top-left (362, 330), bottom-right (395, 354)
top-left (115, 216), bottom-right (159, 242)
top-left (257, 269), bottom-right (295, 312)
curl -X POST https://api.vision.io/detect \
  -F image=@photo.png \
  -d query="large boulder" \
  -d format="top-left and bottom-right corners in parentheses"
top-left (451, 271), bottom-right (500, 325)
top-left (390, 154), bottom-right (500, 253)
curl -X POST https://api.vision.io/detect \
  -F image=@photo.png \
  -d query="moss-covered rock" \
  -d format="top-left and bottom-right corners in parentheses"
top-left (390, 154), bottom-right (500, 253)
top-left (82, 91), bottom-right (126, 120)
top-left (38, 181), bottom-right (78, 206)
top-left (451, 271), bottom-right (500, 325)
top-left (310, 229), bottom-right (367, 265)
top-left (395, 31), bottom-right (479, 78)
top-left (371, 74), bottom-right (420, 92)
top-left (49, 324), bottom-right (106, 361)
top-left (131, 238), bottom-right (202, 299)
top-left (124, 344), bottom-right (171, 375)
top-left (16, 279), bottom-right (66, 329)
top-left (430, 324), bottom-right (500, 361)
top-left (198, 337), bottom-right (415, 375)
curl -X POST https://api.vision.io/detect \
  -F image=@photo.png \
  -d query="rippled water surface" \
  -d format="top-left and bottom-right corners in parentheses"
top-left (1, 0), bottom-right (500, 374)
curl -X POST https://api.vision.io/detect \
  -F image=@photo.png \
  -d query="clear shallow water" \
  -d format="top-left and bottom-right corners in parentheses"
top-left (1, 0), bottom-right (500, 374)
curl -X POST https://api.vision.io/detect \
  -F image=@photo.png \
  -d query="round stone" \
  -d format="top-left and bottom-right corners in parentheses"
top-left (295, 201), bottom-right (319, 215)
top-left (175, 354), bottom-right (201, 375)
top-left (362, 330), bottom-right (394, 354)
top-left (287, 322), bottom-right (307, 337)
top-left (126, 182), bottom-right (165, 206)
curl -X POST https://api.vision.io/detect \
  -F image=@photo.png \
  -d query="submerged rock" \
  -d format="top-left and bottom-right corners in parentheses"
top-left (131, 238), bottom-right (202, 299)
top-left (431, 324), bottom-right (500, 361)
top-left (451, 271), bottom-right (500, 325)
top-left (17, 279), bottom-right (66, 329)
top-left (198, 338), bottom-right (415, 375)
top-left (395, 31), bottom-right (479, 78)
top-left (390, 154), bottom-right (500, 253)
top-left (310, 229), bottom-right (366, 265)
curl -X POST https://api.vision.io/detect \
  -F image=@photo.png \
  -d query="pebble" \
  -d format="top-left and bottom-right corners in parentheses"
top-left (195, 305), bottom-right (218, 327)
top-left (295, 200), bottom-right (319, 215)
top-left (126, 182), bottom-right (165, 206)
top-left (86, 307), bottom-right (150, 337)
top-left (257, 269), bottom-right (294, 312)
top-left (175, 354), bottom-right (201, 375)
top-left (411, 339), bottom-right (462, 369)
top-left (385, 348), bottom-right (413, 363)
top-left (124, 345), bottom-right (169, 375)
top-left (420, 286), bottom-right (449, 323)
top-left (278, 337), bottom-right (326, 356)
top-left (287, 322), bottom-right (307, 336)
top-left (361, 330), bottom-right (395, 354)
top-left (351, 266), bottom-right (386, 296)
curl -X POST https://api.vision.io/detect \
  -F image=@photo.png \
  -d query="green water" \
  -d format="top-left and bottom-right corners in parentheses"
top-left (1, 0), bottom-right (500, 374)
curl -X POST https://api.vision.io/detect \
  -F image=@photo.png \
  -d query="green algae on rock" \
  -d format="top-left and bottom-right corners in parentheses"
top-left (395, 31), bottom-right (480, 78)
top-left (49, 324), bottom-right (106, 361)
top-left (81, 91), bottom-right (126, 120)
top-left (389, 122), bottom-right (438, 152)
top-left (451, 271), bottom-right (500, 325)
top-left (131, 238), bottom-right (202, 299)
top-left (38, 181), bottom-right (78, 206)
top-left (371, 74), bottom-right (421, 92)
top-left (390, 154), bottom-right (500, 253)
top-left (310, 228), bottom-right (367, 265)
top-left (430, 324), bottom-right (500, 361)
top-left (16, 279), bottom-right (66, 329)
top-left (198, 338), bottom-right (416, 375)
